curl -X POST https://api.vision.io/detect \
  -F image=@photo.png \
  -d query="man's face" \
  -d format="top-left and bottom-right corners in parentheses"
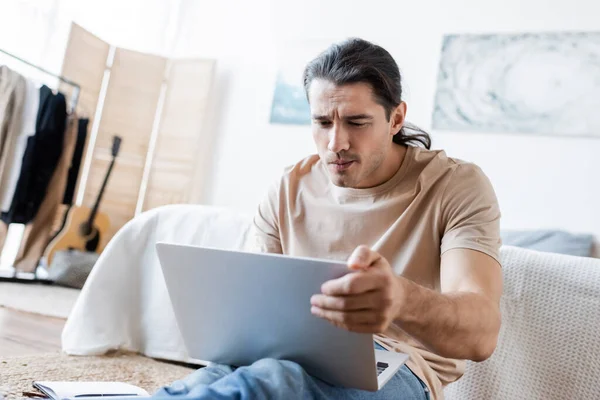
top-left (308, 79), bottom-right (403, 189)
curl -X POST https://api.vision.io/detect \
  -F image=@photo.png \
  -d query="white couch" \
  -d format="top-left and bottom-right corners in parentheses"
top-left (62, 205), bottom-right (600, 399)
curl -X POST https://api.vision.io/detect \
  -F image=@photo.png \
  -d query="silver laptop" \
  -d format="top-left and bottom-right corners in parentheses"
top-left (156, 243), bottom-right (409, 391)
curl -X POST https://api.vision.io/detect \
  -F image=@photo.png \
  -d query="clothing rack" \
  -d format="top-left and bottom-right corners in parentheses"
top-left (0, 48), bottom-right (80, 111)
top-left (0, 48), bottom-right (81, 283)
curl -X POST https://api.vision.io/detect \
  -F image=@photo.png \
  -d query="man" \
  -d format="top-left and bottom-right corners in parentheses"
top-left (155, 38), bottom-right (502, 400)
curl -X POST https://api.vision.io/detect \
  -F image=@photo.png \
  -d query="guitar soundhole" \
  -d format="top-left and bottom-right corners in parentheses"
top-left (86, 230), bottom-right (100, 252)
top-left (78, 222), bottom-right (100, 252)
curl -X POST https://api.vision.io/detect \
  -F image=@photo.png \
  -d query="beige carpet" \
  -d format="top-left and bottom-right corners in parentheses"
top-left (0, 282), bottom-right (79, 318)
top-left (0, 351), bottom-right (195, 399)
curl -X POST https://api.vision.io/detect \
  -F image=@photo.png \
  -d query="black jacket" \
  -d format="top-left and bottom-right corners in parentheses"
top-left (2, 85), bottom-right (67, 224)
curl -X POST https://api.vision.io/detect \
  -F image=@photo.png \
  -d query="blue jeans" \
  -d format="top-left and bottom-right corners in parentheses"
top-left (153, 344), bottom-right (430, 399)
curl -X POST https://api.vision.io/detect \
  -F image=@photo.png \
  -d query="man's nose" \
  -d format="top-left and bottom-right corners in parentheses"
top-left (327, 124), bottom-right (350, 153)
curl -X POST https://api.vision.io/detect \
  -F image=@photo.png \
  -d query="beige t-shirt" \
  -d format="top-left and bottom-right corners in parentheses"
top-left (251, 145), bottom-right (501, 400)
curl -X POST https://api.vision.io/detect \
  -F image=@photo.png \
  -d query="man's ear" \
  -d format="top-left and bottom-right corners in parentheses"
top-left (391, 102), bottom-right (407, 135)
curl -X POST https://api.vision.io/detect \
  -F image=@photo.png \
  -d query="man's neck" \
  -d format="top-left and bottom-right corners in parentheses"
top-left (371, 144), bottom-right (407, 187)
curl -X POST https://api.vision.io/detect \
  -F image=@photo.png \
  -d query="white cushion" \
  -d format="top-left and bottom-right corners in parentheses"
top-left (445, 246), bottom-right (600, 399)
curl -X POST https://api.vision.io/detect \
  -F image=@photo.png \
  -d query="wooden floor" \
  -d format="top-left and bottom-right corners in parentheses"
top-left (0, 307), bottom-right (65, 357)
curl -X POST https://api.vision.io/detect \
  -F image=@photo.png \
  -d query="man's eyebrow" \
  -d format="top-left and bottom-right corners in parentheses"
top-left (344, 114), bottom-right (373, 120)
top-left (311, 114), bottom-right (374, 120)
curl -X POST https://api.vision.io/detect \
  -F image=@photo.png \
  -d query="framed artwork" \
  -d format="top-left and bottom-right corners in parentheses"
top-left (269, 39), bottom-right (342, 126)
top-left (270, 70), bottom-right (311, 125)
top-left (432, 32), bottom-right (600, 137)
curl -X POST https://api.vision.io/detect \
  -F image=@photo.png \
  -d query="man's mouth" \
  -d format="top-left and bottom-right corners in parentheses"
top-left (330, 160), bottom-right (355, 172)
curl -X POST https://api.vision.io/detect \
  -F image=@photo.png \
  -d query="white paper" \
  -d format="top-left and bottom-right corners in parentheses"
top-left (33, 381), bottom-right (149, 399)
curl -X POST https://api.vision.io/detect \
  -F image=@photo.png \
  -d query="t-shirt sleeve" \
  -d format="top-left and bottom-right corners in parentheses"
top-left (247, 178), bottom-right (284, 254)
top-left (440, 163), bottom-right (501, 263)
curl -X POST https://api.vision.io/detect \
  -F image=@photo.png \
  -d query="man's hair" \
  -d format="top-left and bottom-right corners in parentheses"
top-left (303, 38), bottom-right (432, 149)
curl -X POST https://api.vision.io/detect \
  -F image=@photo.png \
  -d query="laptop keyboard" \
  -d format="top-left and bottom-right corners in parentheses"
top-left (376, 362), bottom-right (389, 376)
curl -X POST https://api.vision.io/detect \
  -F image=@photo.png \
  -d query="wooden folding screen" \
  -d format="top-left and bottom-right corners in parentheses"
top-left (55, 24), bottom-right (109, 231)
top-left (143, 59), bottom-right (215, 211)
top-left (59, 23), bottom-right (214, 246)
top-left (59, 24), bottom-right (109, 121)
top-left (83, 49), bottom-right (166, 240)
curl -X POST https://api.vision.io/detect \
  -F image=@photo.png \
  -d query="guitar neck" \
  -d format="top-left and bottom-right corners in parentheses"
top-left (87, 157), bottom-right (116, 228)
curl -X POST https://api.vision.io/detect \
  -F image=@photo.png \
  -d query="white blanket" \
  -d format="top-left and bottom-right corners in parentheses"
top-left (62, 205), bottom-right (253, 360)
top-left (63, 205), bottom-right (600, 399)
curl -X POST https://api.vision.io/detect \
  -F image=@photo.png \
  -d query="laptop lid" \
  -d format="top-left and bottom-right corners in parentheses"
top-left (156, 242), bottom-right (380, 391)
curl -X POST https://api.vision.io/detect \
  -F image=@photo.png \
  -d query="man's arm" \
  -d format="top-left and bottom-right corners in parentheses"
top-left (248, 177), bottom-right (283, 254)
top-left (310, 246), bottom-right (502, 362)
top-left (393, 248), bottom-right (502, 361)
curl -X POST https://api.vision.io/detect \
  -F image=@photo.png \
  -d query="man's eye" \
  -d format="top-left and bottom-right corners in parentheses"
top-left (318, 121), bottom-right (332, 127)
top-left (349, 122), bottom-right (367, 127)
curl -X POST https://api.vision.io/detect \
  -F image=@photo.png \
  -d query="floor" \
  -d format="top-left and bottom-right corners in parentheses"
top-left (0, 307), bottom-right (65, 357)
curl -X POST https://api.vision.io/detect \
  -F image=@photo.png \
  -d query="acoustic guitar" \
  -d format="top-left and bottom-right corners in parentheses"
top-left (46, 136), bottom-right (122, 265)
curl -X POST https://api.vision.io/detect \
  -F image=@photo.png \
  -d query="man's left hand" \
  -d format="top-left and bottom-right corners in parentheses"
top-left (310, 245), bottom-right (405, 333)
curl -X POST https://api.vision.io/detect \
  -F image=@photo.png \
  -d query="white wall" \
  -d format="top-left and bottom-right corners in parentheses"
top-left (0, 0), bottom-right (179, 71)
top-left (173, 0), bottom-right (600, 238)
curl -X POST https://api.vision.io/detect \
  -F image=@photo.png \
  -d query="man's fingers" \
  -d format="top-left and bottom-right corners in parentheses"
top-left (313, 247), bottom-right (397, 335)
top-left (310, 307), bottom-right (381, 326)
top-left (348, 245), bottom-right (382, 270)
top-left (310, 291), bottom-right (384, 311)
top-left (321, 271), bottom-right (384, 296)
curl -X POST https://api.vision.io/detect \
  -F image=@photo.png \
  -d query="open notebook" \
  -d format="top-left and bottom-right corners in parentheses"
top-left (32, 382), bottom-right (149, 399)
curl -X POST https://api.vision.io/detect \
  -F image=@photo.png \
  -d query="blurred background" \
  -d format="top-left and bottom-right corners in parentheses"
top-left (0, 0), bottom-right (599, 279)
